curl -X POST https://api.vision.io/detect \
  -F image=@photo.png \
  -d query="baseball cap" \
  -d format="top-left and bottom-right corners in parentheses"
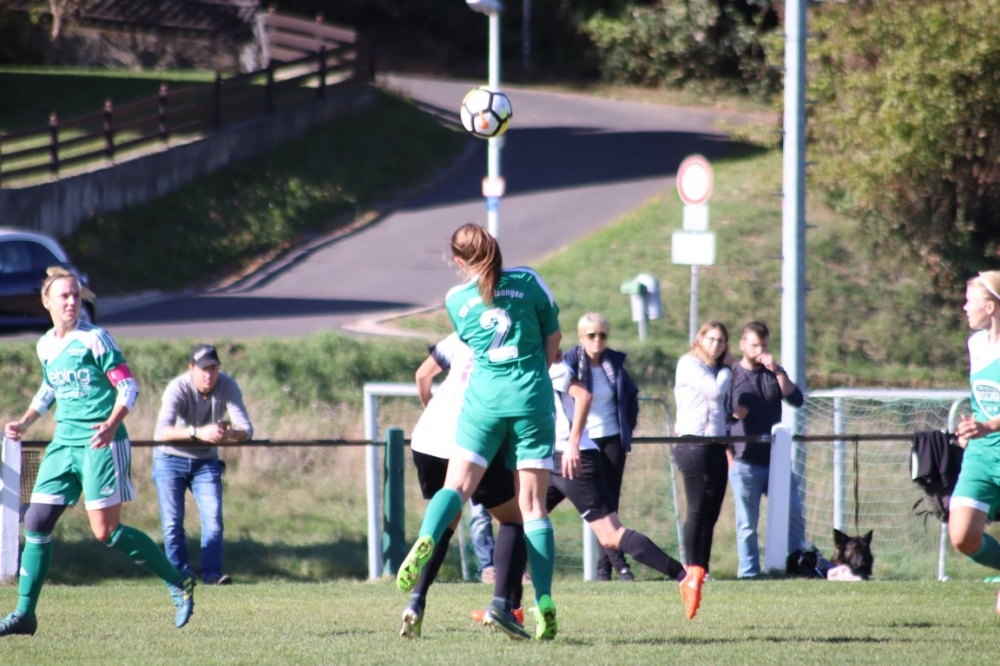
top-left (190, 343), bottom-right (221, 368)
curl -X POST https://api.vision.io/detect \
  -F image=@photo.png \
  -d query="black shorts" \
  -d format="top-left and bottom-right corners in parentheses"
top-left (411, 449), bottom-right (516, 510)
top-left (546, 448), bottom-right (614, 521)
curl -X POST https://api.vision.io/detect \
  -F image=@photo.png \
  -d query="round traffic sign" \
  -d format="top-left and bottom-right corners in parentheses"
top-left (676, 155), bottom-right (714, 207)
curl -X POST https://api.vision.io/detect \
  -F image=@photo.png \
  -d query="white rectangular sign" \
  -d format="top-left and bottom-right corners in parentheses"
top-left (682, 204), bottom-right (709, 231)
top-left (671, 231), bottom-right (716, 266)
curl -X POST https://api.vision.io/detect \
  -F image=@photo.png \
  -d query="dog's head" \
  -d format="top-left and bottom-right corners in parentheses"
top-left (831, 529), bottom-right (874, 579)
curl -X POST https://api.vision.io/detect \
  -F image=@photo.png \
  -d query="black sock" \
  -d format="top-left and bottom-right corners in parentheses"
top-left (619, 528), bottom-right (686, 581)
top-left (413, 527), bottom-right (454, 597)
top-left (494, 522), bottom-right (526, 610)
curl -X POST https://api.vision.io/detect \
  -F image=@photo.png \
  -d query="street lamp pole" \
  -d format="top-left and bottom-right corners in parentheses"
top-left (469, 0), bottom-right (504, 238)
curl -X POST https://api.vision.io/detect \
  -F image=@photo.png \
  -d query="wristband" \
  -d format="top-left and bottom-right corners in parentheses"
top-left (189, 424), bottom-right (197, 440)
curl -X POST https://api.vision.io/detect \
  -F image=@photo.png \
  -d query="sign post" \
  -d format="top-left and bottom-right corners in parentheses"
top-left (673, 155), bottom-right (715, 344)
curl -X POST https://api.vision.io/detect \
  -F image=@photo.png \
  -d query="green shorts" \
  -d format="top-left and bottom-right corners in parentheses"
top-left (30, 438), bottom-right (135, 510)
top-left (952, 444), bottom-right (1000, 520)
top-left (454, 407), bottom-right (555, 471)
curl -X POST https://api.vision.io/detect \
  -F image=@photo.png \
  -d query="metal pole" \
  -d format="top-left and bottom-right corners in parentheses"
top-left (689, 265), bottom-right (699, 345)
top-left (780, 0), bottom-right (807, 432)
top-left (832, 396), bottom-right (846, 531)
top-left (486, 10), bottom-right (502, 238)
top-left (363, 387), bottom-right (382, 580)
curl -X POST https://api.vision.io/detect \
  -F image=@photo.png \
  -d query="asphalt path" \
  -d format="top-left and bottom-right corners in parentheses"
top-left (99, 76), bottom-right (755, 340)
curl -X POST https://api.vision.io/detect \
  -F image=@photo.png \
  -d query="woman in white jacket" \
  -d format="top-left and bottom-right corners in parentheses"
top-left (673, 320), bottom-right (732, 575)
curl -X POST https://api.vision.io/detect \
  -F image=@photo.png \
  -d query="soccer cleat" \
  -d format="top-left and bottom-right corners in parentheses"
top-left (399, 603), bottom-right (423, 639)
top-left (396, 535), bottom-right (435, 594)
top-left (618, 567), bottom-right (635, 582)
top-left (596, 568), bottom-right (612, 582)
top-left (0, 611), bottom-right (37, 637)
top-left (472, 606), bottom-right (525, 625)
top-left (531, 594), bottom-right (557, 640)
top-left (168, 570), bottom-right (196, 628)
top-left (680, 565), bottom-right (706, 620)
top-left (484, 607), bottom-right (530, 640)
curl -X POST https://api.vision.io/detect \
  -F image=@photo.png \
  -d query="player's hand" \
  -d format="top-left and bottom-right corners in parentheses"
top-left (562, 446), bottom-right (581, 480)
top-left (89, 421), bottom-right (115, 449)
top-left (758, 353), bottom-right (776, 372)
top-left (733, 405), bottom-right (749, 420)
top-left (200, 423), bottom-right (228, 444)
top-left (955, 414), bottom-right (984, 447)
top-left (4, 421), bottom-right (26, 441)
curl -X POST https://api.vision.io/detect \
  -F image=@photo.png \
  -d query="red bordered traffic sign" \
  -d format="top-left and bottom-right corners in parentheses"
top-left (676, 155), bottom-right (714, 207)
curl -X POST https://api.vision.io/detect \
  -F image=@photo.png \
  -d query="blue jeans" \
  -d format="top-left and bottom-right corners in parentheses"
top-left (152, 451), bottom-right (225, 581)
top-left (468, 500), bottom-right (495, 572)
top-left (728, 459), bottom-right (806, 578)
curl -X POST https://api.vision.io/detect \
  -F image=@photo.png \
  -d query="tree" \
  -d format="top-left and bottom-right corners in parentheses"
top-left (809, 0), bottom-right (1000, 302)
top-left (29, 0), bottom-right (92, 40)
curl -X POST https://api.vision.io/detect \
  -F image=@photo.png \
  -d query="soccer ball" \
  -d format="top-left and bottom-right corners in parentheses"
top-left (460, 87), bottom-right (512, 139)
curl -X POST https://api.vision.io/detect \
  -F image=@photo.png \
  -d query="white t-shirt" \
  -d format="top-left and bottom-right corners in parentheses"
top-left (409, 333), bottom-right (474, 459)
top-left (585, 367), bottom-right (619, 438)
top-left (551, 361), bottom-right (598, 453)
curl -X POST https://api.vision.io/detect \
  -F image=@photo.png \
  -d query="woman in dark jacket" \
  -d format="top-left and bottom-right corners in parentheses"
top-left (562, 312), bottom-right (639, 581)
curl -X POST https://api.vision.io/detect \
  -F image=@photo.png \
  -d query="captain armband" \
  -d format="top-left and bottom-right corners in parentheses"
top-left (107, 364), bottom-right (139, 410)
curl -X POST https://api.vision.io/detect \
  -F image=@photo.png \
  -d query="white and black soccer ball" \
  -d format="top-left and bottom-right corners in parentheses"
top-left (460, 87), bottom-right (512, 139)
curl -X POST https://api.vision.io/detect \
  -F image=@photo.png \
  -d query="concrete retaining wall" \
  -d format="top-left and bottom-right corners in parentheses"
top-left (0, 84), bottom-right (378, 238)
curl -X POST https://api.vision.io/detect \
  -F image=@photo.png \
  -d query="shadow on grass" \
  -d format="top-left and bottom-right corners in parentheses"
top-left (41, 536), bottom-right (371, 584)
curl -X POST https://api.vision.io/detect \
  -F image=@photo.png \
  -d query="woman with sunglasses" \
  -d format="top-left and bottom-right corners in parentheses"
top-left (560, 312), bottom-right (639, 581)
top-left (672, 320), bottom-right (732, 577)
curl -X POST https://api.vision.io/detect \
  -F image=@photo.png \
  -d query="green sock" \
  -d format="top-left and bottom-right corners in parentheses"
top-left (16, 531), bottom-right (52, 616)
top-left (418, 488), bottom-right (463, 543)
top-left (106, 524), bottom-right (182, 584)
top-left (524, 518), bottom-right (554, 600)
top-left (970, 533), bottom-right (1000, 570)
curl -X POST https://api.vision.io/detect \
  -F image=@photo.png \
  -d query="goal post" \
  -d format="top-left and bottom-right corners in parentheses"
top-left (1, 436), bottom-right (21, 581)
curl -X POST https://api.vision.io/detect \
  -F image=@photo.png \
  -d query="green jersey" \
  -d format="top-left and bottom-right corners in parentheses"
top-left (30, 321), bottom-right (130, 445)
top-left (446, 267), bottom-right (560, 417)
top-left (969, 329), bottom-right (1000, 450)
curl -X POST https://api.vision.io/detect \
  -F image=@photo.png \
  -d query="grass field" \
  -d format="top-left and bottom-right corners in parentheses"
top-left (1, 579), bottom-right (999, 664)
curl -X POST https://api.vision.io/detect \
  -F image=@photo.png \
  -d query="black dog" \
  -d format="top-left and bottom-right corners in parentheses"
top-left (831, 529), bottom-right (874, 579)
top-left (786, 548), bottom-right (826, 578)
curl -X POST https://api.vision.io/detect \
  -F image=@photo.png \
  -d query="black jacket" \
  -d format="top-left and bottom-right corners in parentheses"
top-left (562, 345), bottom-right (639, 452)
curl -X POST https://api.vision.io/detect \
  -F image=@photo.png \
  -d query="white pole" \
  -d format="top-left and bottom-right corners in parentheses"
top-left (0, 436), bottom-right (22, 582)
top-left (780, 0), bottom-right (807, 432)
top-left (764, 427), bottom-right (792, 573)
top-left (486, 10), bottom-right (502, 238)
top-left (363, 387), bottom-right (383, 580)
top-left (583, 521), bottom-right (598, 581)
top-left (689, 265), bottom-right (699, 344)
top-left (832, 396), bottom-right (846, 531)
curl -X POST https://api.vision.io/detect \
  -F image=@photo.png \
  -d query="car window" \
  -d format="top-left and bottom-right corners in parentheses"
top-left (0, 240), bottom-right (60, 274)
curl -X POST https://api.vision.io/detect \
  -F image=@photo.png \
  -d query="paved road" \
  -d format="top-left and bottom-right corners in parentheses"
top-left (100, 76), bottom-right (750, 340)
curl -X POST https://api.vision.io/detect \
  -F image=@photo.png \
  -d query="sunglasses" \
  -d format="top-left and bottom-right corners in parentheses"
top-left (585, 332), bottom-right (608, 340)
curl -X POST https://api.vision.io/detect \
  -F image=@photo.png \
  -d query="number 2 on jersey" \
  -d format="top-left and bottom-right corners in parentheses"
top-left (480, 307), bottom-right (517, 362)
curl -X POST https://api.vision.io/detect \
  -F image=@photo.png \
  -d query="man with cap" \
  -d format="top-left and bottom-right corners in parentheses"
top-left (153, 343), bottom-right (253, 586)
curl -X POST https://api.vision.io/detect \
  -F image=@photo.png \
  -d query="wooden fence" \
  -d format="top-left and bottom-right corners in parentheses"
top-left (0, 23), bottom-right (370, 189)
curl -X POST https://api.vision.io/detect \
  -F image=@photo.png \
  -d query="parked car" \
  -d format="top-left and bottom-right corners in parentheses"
top-left (0, 229), bottom-right (96, 330)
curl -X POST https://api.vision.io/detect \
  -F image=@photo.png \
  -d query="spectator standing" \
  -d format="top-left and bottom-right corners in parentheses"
top-left (729, 321), bottom-right (806, 578)
top-left (673, 320), bottom-right (732, 575)
top-left (561, 312), bottom-right (639, 581)
top-left (153, 344), bottom-right (253, 586)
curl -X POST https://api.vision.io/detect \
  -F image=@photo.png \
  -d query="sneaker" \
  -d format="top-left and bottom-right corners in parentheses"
top-left (484, 607), bottom-right (530, 640)
top-left (618, 567), bottom-right (635, 582)
top-left (399, 603), bottom-right (423, 639)
top-left (531, 594), bottom-right (557, 640)
top-left (396, 535), bottom-right (435, 594)
top-left (0, 611), bottom-right (37, 637)
top-left (472, 606), bottom-right (524, 625)
top-left (204, 574), bottom-right (232, 586)
top-left (480, 567), bottom-right (497, 584)
top-left (168, 570), bottom-right (196, 628)
top-left (680, 565), bottom-right (706, 620)
top-left (596, 568), bottom-right (612, 582)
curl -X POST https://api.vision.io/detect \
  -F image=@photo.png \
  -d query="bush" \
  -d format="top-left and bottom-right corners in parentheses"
top-left (582, 0), bottom-right (781, 95)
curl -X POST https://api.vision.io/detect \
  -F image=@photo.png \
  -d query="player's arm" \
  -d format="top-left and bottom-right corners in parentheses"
top-left (90, 364), bottom-right (137, 448)
top-left (155, 379), bottom-right (198, 443)
top-left (544, 330), bottom-right (562, 367)
top-left (955, 413), bottom-right (1000, 447)
top-left (220, 381), bottom-right (253, 443)
top-left (563, 380), bottom-right (591, 480)
top-left (415, 355), bottom-right (444, 407)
